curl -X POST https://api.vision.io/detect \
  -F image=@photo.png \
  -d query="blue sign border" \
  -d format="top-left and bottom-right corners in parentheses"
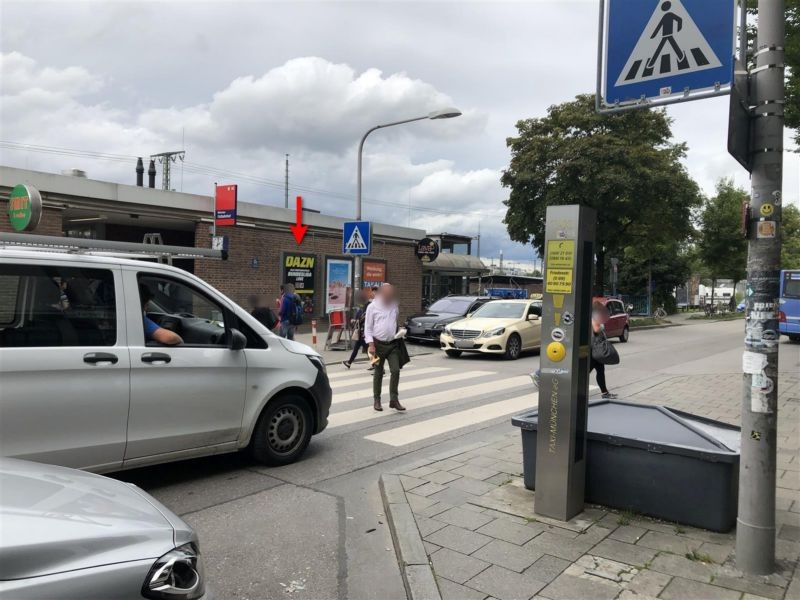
top-left (597, 0), bottom-right (736, 112)
top-left (342, 221), bottom-right (371, 255)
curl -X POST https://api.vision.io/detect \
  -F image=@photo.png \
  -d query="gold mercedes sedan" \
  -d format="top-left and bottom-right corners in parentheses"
top-left (439, 298), bottom-right (542, 360)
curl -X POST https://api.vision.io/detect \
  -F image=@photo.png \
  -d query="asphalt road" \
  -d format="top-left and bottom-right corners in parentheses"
top-left (115, 320), bottom-right (800, 600)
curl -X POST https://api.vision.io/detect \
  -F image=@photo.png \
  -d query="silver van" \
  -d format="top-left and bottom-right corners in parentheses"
top-left (0, 249), bottom-right (331, 472)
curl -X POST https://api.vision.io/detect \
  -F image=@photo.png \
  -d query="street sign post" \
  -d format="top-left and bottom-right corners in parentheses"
top-left (597, 0), bottom-right (736, 113)
top-left (343, 221), bottom-right (371, 255)
top-left (535, 205), bottom-right (596, 521)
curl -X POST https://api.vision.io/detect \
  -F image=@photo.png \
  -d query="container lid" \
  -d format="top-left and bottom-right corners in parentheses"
top-left (512, 399), bottom-right (740, 462)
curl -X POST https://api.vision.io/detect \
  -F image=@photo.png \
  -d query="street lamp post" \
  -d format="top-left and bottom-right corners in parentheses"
top-left (354, 107), bottom-right (462, 291)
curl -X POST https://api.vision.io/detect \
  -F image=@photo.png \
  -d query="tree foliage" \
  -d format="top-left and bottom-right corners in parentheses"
top-left (697, 179), bottom-right (749, 287)
top-left (748, 0), bottom-right (799, 145)
top-left (501, 94), bottom-right (702, 292)
top-left (782, 204), bottom-right (800, 268)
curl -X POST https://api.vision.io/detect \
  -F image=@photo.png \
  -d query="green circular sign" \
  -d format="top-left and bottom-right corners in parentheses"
top-left (7, 184), bottom-right (42, 232)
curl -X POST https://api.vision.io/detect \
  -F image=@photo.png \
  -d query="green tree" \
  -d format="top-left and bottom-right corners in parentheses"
top-left (501, 94), bottom-right (701, 292)
top-left (697, 179), bottom-right (749, 303)
top-left (782, 204), bottom-right (800, 268)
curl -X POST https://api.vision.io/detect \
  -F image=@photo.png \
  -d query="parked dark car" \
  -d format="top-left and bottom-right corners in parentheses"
top-left (405, 296), bottom-right (492, 343)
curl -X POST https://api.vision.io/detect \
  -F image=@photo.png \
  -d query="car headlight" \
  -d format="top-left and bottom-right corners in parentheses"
top-left (444, 326), bottom-right (452, 335)
top-left (481, 327), bottom-right (505, 338)
top-left (142, 542), bottom-right (205, 600)
top-left (432, 323), bottom-right (444, 330)
top-left (307, 354), bottom-right (327, 375)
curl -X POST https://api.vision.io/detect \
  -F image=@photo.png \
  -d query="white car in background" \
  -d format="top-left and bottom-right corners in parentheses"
top-left (439, 298), bottom-right (543, 360)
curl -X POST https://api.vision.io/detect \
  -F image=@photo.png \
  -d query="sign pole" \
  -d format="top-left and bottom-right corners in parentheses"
top-left (736, 0), bottom-right (784, 576)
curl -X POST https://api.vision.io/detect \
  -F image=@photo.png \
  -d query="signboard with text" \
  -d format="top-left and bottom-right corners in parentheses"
top-left (362, 259), bottom-right (387, 288)
top-left (7, 184), bottom-right (42, 232)
top-left (282, 253), bottom-right (316, 315)
top-left (215, 184), bottom-right (238, 227)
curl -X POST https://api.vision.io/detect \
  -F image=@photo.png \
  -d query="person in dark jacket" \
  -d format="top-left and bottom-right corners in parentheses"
top-left (343, 288), bottom-right (376, 370)
top-left (248, 294), bottom-right (278, 331)
top-left (279, 283), bottom-right (299, 340)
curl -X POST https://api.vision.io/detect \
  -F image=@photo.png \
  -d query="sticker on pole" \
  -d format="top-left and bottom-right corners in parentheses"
top-left (598, 0), bottom-right (735, 111)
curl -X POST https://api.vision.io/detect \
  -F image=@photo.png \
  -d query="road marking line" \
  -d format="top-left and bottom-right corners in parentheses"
top-left (329, 375), bottom-right (532, 428)
top-left (332, 371), bottom-right (494, 404)
top-left (330, 367), bottom-right (449, 390)
top-left (363, 385), bottom-right (600, 447)
top-left (326, 363), bottom-right (441, 381)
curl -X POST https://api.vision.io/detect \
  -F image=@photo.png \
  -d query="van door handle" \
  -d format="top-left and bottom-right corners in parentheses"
top-left (141, 352), bottom-right (171, 364)
top-left (83, 352), bottom-right (119, 365)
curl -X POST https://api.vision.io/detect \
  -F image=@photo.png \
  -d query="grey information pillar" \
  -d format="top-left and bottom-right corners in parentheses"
top-left (534, 205), bottom-right (597, 521)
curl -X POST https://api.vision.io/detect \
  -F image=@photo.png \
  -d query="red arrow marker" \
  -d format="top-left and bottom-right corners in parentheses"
top-left (290, 195), bottom-right (309, 244)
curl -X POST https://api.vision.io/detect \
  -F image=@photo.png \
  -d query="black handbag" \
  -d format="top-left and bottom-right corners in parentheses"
top-left (591, 330), bottom-right (620, 365)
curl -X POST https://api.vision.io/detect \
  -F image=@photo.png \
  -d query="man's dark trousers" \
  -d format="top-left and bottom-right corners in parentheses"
top-left (373, 339), bottom-right (400, 403)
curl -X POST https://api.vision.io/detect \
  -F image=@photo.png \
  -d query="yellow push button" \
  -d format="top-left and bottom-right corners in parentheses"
top-left (546, 341), bottom-right (566, 362)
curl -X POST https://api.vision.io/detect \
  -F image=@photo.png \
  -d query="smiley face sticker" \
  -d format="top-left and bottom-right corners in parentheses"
top-left (760, 203), bottom-right (774, 217)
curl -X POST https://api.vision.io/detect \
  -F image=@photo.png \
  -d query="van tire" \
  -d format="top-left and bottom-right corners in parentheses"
top-left (251, 395), bottom-right (313, 466)
top-left (619, 326), bottom-right (629, 343)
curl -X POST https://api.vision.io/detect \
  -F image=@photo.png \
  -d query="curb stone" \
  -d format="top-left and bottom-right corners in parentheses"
top-left (380, 474), bottom-right (442, 600)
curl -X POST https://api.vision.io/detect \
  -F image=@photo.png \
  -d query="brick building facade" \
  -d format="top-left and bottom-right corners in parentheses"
top-left (1, 166), bottom-right (425, 321)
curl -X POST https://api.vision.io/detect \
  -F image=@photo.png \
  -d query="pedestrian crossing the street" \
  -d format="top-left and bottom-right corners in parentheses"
top-left (325, 362), bottom-right (599, 448)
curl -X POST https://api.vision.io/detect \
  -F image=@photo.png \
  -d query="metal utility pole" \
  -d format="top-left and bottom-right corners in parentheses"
top-left (736, 0), bottom-right (784, 576)
top-left (150, 151), bottom-right (185, 191)
top-left (285, 154), bottom-right (290, 209)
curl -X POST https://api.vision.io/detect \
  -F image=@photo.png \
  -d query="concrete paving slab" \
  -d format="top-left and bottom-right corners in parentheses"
top-left (429, 548), bottom-right (490, 584)
top-left (659, 576), bottom-right (740, 600)
top-left (466, 564), bottom-right (548, 600)
top-left (426, 524), bottom-right (493, 555)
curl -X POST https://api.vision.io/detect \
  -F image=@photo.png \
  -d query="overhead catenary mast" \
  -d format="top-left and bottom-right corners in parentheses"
top-left (150, 151), bottom-right (185, 191)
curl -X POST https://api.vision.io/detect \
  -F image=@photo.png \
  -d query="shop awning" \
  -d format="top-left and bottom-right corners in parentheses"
top-left (424, 253), bottom-right (489, 274)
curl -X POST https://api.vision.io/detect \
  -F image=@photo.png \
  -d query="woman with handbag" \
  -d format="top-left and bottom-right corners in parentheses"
top-left (591, 301), bottom-right (619, 399)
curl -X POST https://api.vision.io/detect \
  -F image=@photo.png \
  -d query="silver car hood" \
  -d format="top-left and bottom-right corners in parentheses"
top-left (0, 458), bottom-right (175, 580)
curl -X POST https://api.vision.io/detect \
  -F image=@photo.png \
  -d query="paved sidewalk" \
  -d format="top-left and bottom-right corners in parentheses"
top-left (381, 372), bottom-right (800, 600)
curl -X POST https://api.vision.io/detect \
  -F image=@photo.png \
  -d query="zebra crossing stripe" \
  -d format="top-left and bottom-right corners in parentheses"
top-left (332, 371), bottom-right (494, 404)
top-left (330, 367), bottom-right (450, 390)
top-left (363, 385), bottom-right (601, 447)
top-left (326, 363), bottom-right (441, 381)
top-left (328, 375), bottom-right (532, 429)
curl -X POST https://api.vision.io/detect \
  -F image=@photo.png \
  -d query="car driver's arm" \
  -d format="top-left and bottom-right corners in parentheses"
top-left (152, 327), bottom-right (183, 346)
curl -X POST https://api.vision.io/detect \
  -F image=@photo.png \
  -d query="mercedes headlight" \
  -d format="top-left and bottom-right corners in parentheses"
top-left (432, 323), bottom-right (444, 330)
top-left (142, 542), bottom-right (205, 600)
top-left (481, 327), bottom-right (505, 338)
top-left (444, 326), bottom-right (453, 335)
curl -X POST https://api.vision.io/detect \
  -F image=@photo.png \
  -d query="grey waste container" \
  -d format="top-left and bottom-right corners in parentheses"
top-left (512, 399), bottom-right (740, 532)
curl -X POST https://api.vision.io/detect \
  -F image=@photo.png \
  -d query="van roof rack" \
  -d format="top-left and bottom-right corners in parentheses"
top-left (0, 232), bottom-right (227, 264)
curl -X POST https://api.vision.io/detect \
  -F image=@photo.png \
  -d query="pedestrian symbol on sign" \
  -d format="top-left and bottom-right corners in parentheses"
top-left (344, 226), bottom-right (367, 251)
top-left (616, 0), bottom-right (721, 87)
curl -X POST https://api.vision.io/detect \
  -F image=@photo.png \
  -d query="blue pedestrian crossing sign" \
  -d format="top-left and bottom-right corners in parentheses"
top-left (598, 0), bottom-right (735, 112)
top-left (343, 221), bottom-right (371, 255)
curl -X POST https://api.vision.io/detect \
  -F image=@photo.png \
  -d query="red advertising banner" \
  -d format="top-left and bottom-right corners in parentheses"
top-left (363, 260), bottom-right (386, 287)
top-left (215, 184), bottom-right (237, 226)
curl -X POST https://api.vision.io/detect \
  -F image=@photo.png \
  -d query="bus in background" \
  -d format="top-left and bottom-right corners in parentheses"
top-left (779, 270), bottom-right (800, 342)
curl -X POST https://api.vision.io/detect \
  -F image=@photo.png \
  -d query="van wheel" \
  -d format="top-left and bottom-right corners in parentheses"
top-left (445, 350), bottom-right (462, 358)
top-left (619, 326), bottom-right (629, 343)
top-left (505, 334), bottom-right (522, 360)
top-left (251, 395), bottom-right (312, 466)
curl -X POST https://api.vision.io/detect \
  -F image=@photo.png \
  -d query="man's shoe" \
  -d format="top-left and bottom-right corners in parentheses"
top-left (342, 361), bottom-right (351, 369)
top-left (367, 365), bottom-right (375, 372)
top-left (374, 399), bottom-right (383, 411)
top-left (389, 400), bottom-right (406, 411)
top-left (601, 392), bottom-right (618, 399)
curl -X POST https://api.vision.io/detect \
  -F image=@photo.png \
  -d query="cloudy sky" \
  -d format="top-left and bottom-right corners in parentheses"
top-left (1, 0), bottom-right (798, 262)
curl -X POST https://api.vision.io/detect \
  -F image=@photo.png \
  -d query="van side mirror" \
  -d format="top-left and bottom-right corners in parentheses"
top-left (229, 328), bottom-right (247, 350)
